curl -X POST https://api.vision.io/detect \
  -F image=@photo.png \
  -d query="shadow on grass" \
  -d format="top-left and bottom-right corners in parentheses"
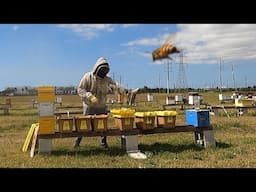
top-left (50, 141), bottom-right (231, 157)
top-left (139, 142), bottom-right (204, 154)
top-left (51, 146), bottom-right (127, 157)
top-left (215, 141), bottom-right (231, 148)
top-left (51, 142), bottom-right (205, 157)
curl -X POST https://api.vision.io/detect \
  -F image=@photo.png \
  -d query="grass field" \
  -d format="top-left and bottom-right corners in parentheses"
top-left (0, 92), bottom-right (256, 168)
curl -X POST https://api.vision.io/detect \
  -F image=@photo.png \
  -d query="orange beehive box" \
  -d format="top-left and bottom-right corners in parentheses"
top-left (135, 112), bottom-right (156, 130)
top-left (114, 117), bottom-right (135, 131)
top-left (92, 114), bottom-right (108, 132)
top-left (57, 116), bottom-right (74, 132)
top-left (75, 115), bottom-right (92, 132)
top-left (110, 108), bottom-right (135, 131)
top-left (155, 111), bottom-right (177, 128)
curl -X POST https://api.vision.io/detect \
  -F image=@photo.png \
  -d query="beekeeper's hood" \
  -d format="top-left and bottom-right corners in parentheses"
top-left (92, 57), bottom-right (110, 78)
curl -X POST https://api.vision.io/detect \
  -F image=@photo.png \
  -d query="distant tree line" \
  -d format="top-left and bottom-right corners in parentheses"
top-left (137, 85), bottom-right (256, 94)
top-left (1, 85), bottom-right (256, 96)
top-left (0, 86), bottom-right (78, 96)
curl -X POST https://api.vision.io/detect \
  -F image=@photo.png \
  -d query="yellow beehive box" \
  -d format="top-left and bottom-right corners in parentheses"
top-left (110, 108), bottom-right (135, 117)
top-left (92, 114), bottom-right (108, 132)
top-left (135, 111), bottom-right (156, 130)
top-left (75, 115), bottom-right (92, 132)
top-left (155, 110), bottom-right (177, 128)
top-left (38, 116), bottom-right (55, 135)
top-left (111, 108), bottom-right (135, 131)
top-left (235, 99), bottom-right (252, 107)
top-left (57, 116), bottom-right (74, 132)
top-left (38, 86), bottom-right (55, 102)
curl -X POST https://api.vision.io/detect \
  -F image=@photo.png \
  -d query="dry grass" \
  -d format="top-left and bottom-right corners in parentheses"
top-left (0, 92), bottom-right (256, 168)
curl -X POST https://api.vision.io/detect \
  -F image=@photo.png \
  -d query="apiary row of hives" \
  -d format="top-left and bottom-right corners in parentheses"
top-left (110, 108), bottom-right (177, 131)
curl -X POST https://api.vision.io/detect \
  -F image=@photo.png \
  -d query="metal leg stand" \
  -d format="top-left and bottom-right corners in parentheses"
top-left (194, 131), bottom-right (204, 146)
top-left (123, 135), bottom-right (147, 159)
top-left (38, 139), bottom-right (52, 154)
top-left (202, 130), bottom-right (216, 147)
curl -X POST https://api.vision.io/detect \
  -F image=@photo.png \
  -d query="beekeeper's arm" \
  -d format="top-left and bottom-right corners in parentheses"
top-left (107, 77), bottom-right (127, 94)
top-left (77, 73), bottom-right (98, 104)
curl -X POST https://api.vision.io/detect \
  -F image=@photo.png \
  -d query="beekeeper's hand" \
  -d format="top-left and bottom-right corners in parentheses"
top-left (88, 95), bottom-right (98, 104)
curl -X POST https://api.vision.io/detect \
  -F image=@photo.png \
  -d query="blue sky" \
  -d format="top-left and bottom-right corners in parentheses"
top-left (1, 24), bottom-right (256, 90)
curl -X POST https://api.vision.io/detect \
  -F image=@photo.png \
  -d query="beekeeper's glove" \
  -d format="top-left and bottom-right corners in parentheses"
top-left (88, 95), bottom-right (98, 104)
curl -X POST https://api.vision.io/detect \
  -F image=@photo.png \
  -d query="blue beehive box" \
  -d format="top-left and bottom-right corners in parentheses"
top-left (185, 109), bottom-right (210, 127)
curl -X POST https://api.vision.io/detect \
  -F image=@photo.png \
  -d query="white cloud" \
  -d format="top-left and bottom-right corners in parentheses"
top-left (124, 24), bottom-right (256, 65)
top-left (175, 24), bottom-right (256, 64)
top-left (13, 25), bottom-right (19, 31)
top-left (58, 24), bottom-right (115, 39)
top-left (122, 37), bottom-right (162, 46)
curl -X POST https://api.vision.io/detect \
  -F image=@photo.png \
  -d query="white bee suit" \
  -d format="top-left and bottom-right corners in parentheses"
top-left (74, 57), bottom-right (125, 148)
top-left (77, 57), bottom-right (125, 115)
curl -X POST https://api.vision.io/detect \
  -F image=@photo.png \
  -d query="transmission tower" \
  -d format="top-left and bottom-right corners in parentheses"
top-left (176, 51), bottom-right (187, 92)
top-left (166, 60), bottom-right (170, 94)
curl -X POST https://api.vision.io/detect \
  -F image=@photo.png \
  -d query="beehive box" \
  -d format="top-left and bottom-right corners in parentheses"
top-left (235, 98), bottom-right (252, 107)
top-left (75, 115), bottom-right (92, 132)
top-left (92, 114), bottom-right (108, 132)
top-left (57, 116), bottom-right (74, 132)
top-left (114, 116), bottom-right (135, 130)
top-left (38, 86), bottom-right (55, 102)
top-left (155, 111), bottom-right (177, 128)
top-left (38, 116), bottom-right (55, 135)
top-left (135, 112), bottom-right (156, 130)
top-left (110, 108), bottom-right (135, 131)
top-left (185, 109), bottom-right (210, 127)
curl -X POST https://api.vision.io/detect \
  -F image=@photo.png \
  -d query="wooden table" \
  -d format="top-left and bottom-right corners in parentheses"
top-left (37, 125), bottom-right (214, 155)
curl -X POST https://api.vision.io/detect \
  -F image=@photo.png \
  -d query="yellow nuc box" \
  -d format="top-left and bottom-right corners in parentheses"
top-left (38, 86), bottom-right (55, 102)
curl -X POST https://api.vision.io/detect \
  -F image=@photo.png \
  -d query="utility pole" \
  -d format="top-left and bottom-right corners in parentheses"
top-left (232, 64), bottom-right (236, 90)
top-left (219, 57), bottom-right (223, 93)
top-left (176, 51), bottom-right (187, 92)
top-left (158, 73), bottom-right (161, 93)
top-left (167, 60), bottom-right (170, 95)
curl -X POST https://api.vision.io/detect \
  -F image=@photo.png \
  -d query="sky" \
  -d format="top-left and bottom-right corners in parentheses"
top-left (1, 24), bottom-right (256, 90)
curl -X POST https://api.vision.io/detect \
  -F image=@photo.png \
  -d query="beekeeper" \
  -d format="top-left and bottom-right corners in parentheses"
top-left (74, 57), bottom-right (126, 149)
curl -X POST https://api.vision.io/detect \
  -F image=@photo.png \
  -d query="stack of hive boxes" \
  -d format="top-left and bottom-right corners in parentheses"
top-left (38, 86), bottom-right (56, 135)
